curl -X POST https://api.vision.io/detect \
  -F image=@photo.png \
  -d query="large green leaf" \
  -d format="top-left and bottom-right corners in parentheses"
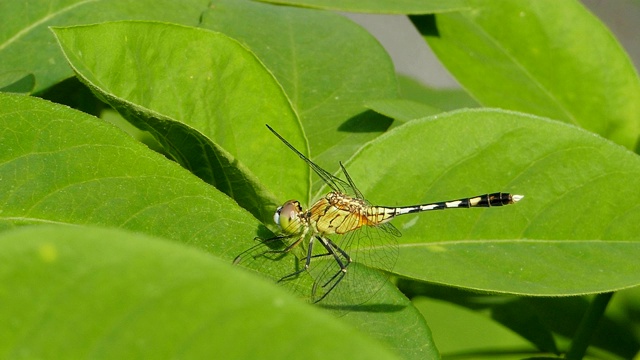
top-left (51, 22), bottom-right (305, 223)
top-left (201, 0), bottom-right (398, 172)
top-left (0, 0), bottom-right (210, 94)
top-left (414, 0), bottom-right (640, 150)
top-left (342, 109), bottom-right (640, 295)
top-left (0, 225), bottom-right (399, 359)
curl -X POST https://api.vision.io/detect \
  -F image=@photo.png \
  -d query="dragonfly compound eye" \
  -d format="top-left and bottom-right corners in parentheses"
top-left (276, 200), bottom-right (303, 233)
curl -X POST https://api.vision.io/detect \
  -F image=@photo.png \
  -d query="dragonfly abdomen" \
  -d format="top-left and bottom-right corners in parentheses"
top-left (369, 192), bottom-right (523, 223)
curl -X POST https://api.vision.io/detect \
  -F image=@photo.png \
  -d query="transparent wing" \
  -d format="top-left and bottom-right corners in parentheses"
top-left (233, 234), bottom-right (316, 301)
top-left (306, 213), bottom-right (400, 309)
top-left (266, 125), bottom-right (359, 197)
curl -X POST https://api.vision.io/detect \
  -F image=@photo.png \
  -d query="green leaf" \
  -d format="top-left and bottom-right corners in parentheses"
top-left (51, 21), bottom-right (305, 223)
top-left (340, 274), bottom-right (440, 359)
top-left (256, 0), bottom-right (470, 14)
top-left (406, 286), bottom-right (639, 357)
top-left (0, 0), bottom-right (209, 93)
top-left (492, 297), bottom-right (638, 358)
top-left (414, 0), bottom-right (640, 150)
top-left (201, 0), bottom-right (398, 172)
top-left (344, 109), bottom-right (640, 295)
top-left (0, 225), bottom-right (399, 360)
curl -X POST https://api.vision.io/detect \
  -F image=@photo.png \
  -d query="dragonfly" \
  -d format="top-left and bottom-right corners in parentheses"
top-left (235, 125), bottom-right (523, 307)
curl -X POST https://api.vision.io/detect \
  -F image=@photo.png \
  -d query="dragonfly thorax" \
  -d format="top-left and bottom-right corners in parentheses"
top-left (309, 192), bottom-right (370, 235)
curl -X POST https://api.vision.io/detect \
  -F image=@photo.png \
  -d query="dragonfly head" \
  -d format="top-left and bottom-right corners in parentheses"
top-left (274, 200), bottom-right (304, 234)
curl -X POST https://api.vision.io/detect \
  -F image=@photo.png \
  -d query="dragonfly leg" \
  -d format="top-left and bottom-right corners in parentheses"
top-left (312, 237), bottom-right (352, 303)
top-left (262, 235), bottom-right (303, 256)
top-left (278, 235), bottom-right (314, 282)
top-left (233, 235), bottom-right (288, 264)
top-left (258, 224), bottom-right (309, 259)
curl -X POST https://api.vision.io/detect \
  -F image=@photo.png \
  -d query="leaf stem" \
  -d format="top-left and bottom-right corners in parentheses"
top-left (565, 292), bottom-right (614, 360)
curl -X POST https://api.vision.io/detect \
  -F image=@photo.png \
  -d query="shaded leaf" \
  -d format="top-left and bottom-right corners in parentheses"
top-left (0, 70), bottom-right (35, 93)
top-left (413, 297), bottom-right (538, 356)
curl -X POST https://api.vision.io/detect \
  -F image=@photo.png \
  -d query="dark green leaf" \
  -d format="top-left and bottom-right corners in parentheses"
top-left (0, 70), bottom-right (35, 93)
top-left (413, 297), bottom-right (538, 356)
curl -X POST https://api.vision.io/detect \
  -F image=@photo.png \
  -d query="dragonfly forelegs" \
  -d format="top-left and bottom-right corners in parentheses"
top-left (277, 234), bottom-right (315, 283)
top-left (233, 235), bottom-right (288, 264)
